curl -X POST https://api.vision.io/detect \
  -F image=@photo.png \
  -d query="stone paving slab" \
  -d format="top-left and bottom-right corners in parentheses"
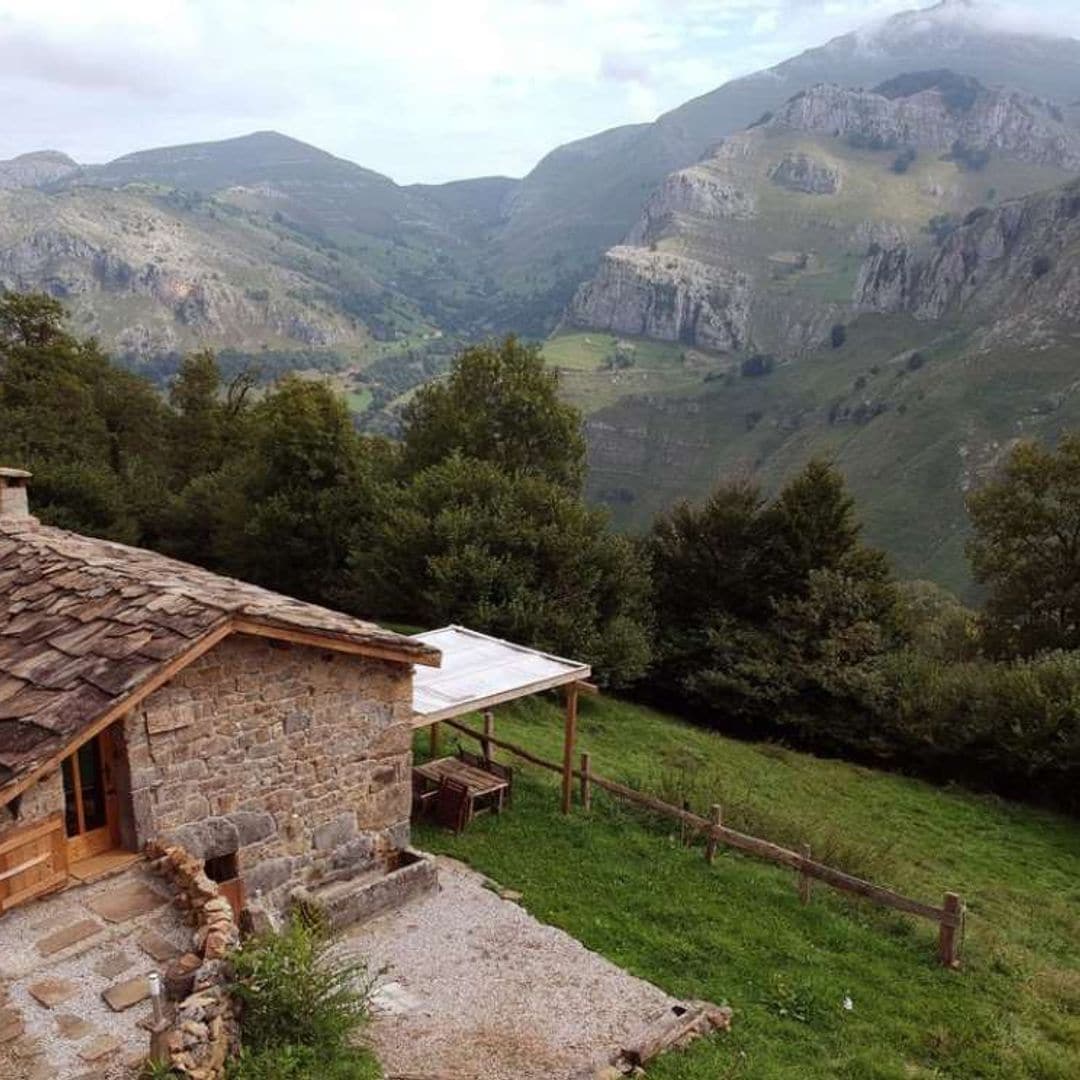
top-left (137, 930), bottom-right (179, 963)
top-left (35, 918), bottom-right (102, 958)
top-left (87, 883), bottom-right (167, 924)
top-left (55, 1013), bottom-right (94, 1040)
top-left (0, 1006), bottom-right (24, 1043)
top-left (102, 976), bottom-right (149, 1013)
top-left (93, 952), bottom-right (133, 980)
top-left (79, 1033), bottom-right (121, 1062)
top-left (27, 978), bottom-right (77, 1009)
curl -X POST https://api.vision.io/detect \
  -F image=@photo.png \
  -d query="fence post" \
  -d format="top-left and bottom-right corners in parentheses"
top-left (798, 844), bottom-right (812, 905)
top-left (429, 721), bottom-right (441, 759)
top-left (681, 800), bottom-right (692, 846)
top-left (482, 711), bottom-right (494, 768)
top-left (938, 892), bottom-right (963, 967)
top-left (580, 752), bottom-right (591, 812)
top-left (705, 804), bottom-right (722, 864)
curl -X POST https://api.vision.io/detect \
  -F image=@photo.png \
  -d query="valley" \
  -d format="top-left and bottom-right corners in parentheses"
top-left (2, 0), bottom-right (1080, 594)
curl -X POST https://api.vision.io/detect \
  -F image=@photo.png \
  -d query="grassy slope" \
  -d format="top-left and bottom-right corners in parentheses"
top-left (551, 314), bottom-right (1080, 596)
top-left (414, 695), bottom-right (1080, 1079)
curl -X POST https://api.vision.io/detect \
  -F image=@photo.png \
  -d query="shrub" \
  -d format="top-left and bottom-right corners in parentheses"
top-left (907, 352), bottom-right (926, 371)
top-left (230, 916), bottom-right (375, 1056)
top-left (891, 147), bottom-right (917, 174)
top-left (830, 324), bottom-right (847, 349)
top-left (228, 1044), bottom-right (380, 1080)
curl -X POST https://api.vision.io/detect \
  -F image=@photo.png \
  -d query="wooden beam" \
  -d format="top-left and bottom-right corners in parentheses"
top-left (580, 752), bottom-right (591, 812)
top-left (482, 711), bottom-right (494, 767)
top-left (561, 685), bottom-right (578, 815)
top-left (429, 721), bottom-right (441, 759)
top-left (938, 892), bottom-right (964, 967)
top-left (232, 619), bottom-right (440, 667)
top-left (0, 620), bottom-right (233, 809)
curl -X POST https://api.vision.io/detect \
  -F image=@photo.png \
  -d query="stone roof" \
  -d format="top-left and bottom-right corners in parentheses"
top-left (0, 519), bottom-right (439, 799)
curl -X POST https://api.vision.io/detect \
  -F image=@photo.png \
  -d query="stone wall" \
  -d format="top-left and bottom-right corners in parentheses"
top-left (147, 841), bottom-right (242, 1079)
top-left (0, 767), bottom-right (62, 828)
top-left (125, 634), bottom-right (413, 910)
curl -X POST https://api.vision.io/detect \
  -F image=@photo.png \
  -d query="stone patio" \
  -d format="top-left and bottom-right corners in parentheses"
top-left (0, 863), bottom-right (189, 1079)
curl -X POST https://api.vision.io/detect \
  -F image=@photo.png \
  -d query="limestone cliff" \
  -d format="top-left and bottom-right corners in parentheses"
top-left (569, 70), bottom-right (1080, 354)
top-left (854, 179), bottom-right (1080, 341)
top-left (569, 247), bottom-right (751, 352)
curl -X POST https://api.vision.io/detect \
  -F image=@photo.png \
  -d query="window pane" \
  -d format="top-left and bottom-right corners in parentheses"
top-left (77, 741), bottom-right (107, 831)
top-left (61, 757), bottom-right (79, 837)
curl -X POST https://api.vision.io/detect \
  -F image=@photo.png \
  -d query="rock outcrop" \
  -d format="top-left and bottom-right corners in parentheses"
top-left (854, 179), bottom-right (1080, 335)
top-left (568, 247), bottom-right (751, 352)
top-left (775, 77), bottom-right (1080, 169)
top-left (769, 152), bottom-right (842, 195)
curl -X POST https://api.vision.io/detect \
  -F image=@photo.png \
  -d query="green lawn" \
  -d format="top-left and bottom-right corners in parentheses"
top-left (414, 695), bottom-right (1080, 1079)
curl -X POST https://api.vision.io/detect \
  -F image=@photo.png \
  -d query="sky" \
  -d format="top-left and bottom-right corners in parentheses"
top-left (0, 0), bottom-right (1078, 184)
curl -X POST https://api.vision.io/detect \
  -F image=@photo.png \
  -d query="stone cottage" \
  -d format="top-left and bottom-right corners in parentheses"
top-left (0, 468), bottom-right (440, 916)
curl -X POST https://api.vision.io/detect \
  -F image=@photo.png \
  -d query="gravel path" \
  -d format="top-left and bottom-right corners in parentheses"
top-left (346, 856), bottom-right (680, 1080)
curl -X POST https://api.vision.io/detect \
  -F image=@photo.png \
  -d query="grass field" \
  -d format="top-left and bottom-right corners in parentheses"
top-left (414, 695), bottom-right (1080, 1079)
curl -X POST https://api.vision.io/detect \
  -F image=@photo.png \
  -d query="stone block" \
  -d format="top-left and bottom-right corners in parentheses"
top-left (228, 810), bottom-right (276, 847)
top-left (312, 811), bottom-right (356, 852)
top-left (243, 856), bottom-right (293, 897)
top-left (171, 817), bottom-right (240, 862)
top-left (283, 710), bottom-right (311, 735)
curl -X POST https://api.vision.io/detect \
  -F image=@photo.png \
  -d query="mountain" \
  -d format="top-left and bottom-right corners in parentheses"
top-left (567, 73), bottom-right (1080, 354)
top-left (495, 0), bottom-right (1080, 316)
top-left (0, 151), bottom-right (80, 190)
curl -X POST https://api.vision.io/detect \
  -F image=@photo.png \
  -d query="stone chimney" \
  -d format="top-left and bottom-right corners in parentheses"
top-left (0, 468), bottom-right (34, 522)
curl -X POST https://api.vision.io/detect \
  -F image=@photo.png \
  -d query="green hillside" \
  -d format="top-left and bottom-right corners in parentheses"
top-left (546, 313), bottom-right (1080, 595)
top-left (416, 693), bottom-right (1080, 1079)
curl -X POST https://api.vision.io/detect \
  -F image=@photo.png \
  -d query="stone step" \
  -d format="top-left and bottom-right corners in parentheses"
top-left (79, 1033), bottom-right (121, 1063)
top-left (55, 1013), bottom-right (94, 1041)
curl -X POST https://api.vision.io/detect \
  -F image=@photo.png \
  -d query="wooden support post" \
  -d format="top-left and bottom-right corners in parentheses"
top-left (580, 752), bottom-right (592, 812)
top-left (798, 844), bottom-right (812, 905)
top-left (938, 892), bottom-right (963, 967)
top-left (482, 711), bottom-right (494, 767)
top-left (561, 685), bottom-right (578, 814)
top-left (705, 804), bottom-right (722, 864)
top-left (429, 722), bottom-right (441, 759)
top-left (681, 800), bottom-right (692, 846)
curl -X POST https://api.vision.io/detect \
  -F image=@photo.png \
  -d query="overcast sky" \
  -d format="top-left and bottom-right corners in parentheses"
top-left (0, 0), bottom-right (1078, 184)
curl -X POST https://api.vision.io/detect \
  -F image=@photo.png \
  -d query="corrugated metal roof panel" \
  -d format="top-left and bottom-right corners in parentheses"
top-left (411, 626), bottom-right (590, 724)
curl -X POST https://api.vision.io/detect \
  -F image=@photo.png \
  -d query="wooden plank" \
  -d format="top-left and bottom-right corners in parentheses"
top-left (0, 868), bottom-right (67, 912)
top-left (0, 812), bottom-right (65, 856)
top-left (561, 685), bottom-right (578, 815)
top-left (938, 892), bottom-right (964, 966)
top-left (705, 805), bottom-right (721, 864)
top-left (233, 618), bottom-right (440, 667)
top-left (0, 851), bottom-right (50, 884)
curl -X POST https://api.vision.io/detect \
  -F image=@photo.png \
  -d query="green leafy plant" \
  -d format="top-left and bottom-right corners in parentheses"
top-left (230, 915), bottom-right (376, 1056)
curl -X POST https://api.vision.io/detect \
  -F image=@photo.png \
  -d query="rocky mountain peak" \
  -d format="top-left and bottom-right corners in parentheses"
top-left (0, 150), bottom-right (80, 190)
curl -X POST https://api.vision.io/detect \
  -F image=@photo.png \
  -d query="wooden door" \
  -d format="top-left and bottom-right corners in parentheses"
top-left (0, 812), bottom-right (67, 912)
top-left (62, 728), bottom-right (121, 863)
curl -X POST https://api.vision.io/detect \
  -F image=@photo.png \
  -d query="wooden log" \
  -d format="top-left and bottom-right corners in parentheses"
top-left (938, 892), bottom-right (963, 967)
top-left (799, 844), bottom-right (812, 905)
top-left (620, 1005), bottom-right (710, 1067)
top-left (561, 686), bottom-right (578, 815)
top-left (429, 721), bottom-right (441, 759)
top-left (481, 711), bottom-right (494, 767)
top-left (705, 804), bottom-right (722, 864)
top-left (580, 752), bottom-right (591, 812)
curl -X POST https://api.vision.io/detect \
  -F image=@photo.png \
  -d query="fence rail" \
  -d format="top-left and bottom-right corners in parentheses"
top-left (442, 718), bottom-right (965, 967)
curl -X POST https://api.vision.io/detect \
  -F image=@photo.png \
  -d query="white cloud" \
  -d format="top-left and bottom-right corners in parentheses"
top-left (0, 1), bottom-right (1077, 182)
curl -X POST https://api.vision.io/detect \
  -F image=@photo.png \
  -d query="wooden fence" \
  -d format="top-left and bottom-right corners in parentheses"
top-left (443, 718), bottom-right (965, 967)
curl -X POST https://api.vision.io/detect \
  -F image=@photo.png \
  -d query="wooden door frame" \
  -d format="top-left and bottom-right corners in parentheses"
top-left (62, 726), bottom-right (123, 864)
